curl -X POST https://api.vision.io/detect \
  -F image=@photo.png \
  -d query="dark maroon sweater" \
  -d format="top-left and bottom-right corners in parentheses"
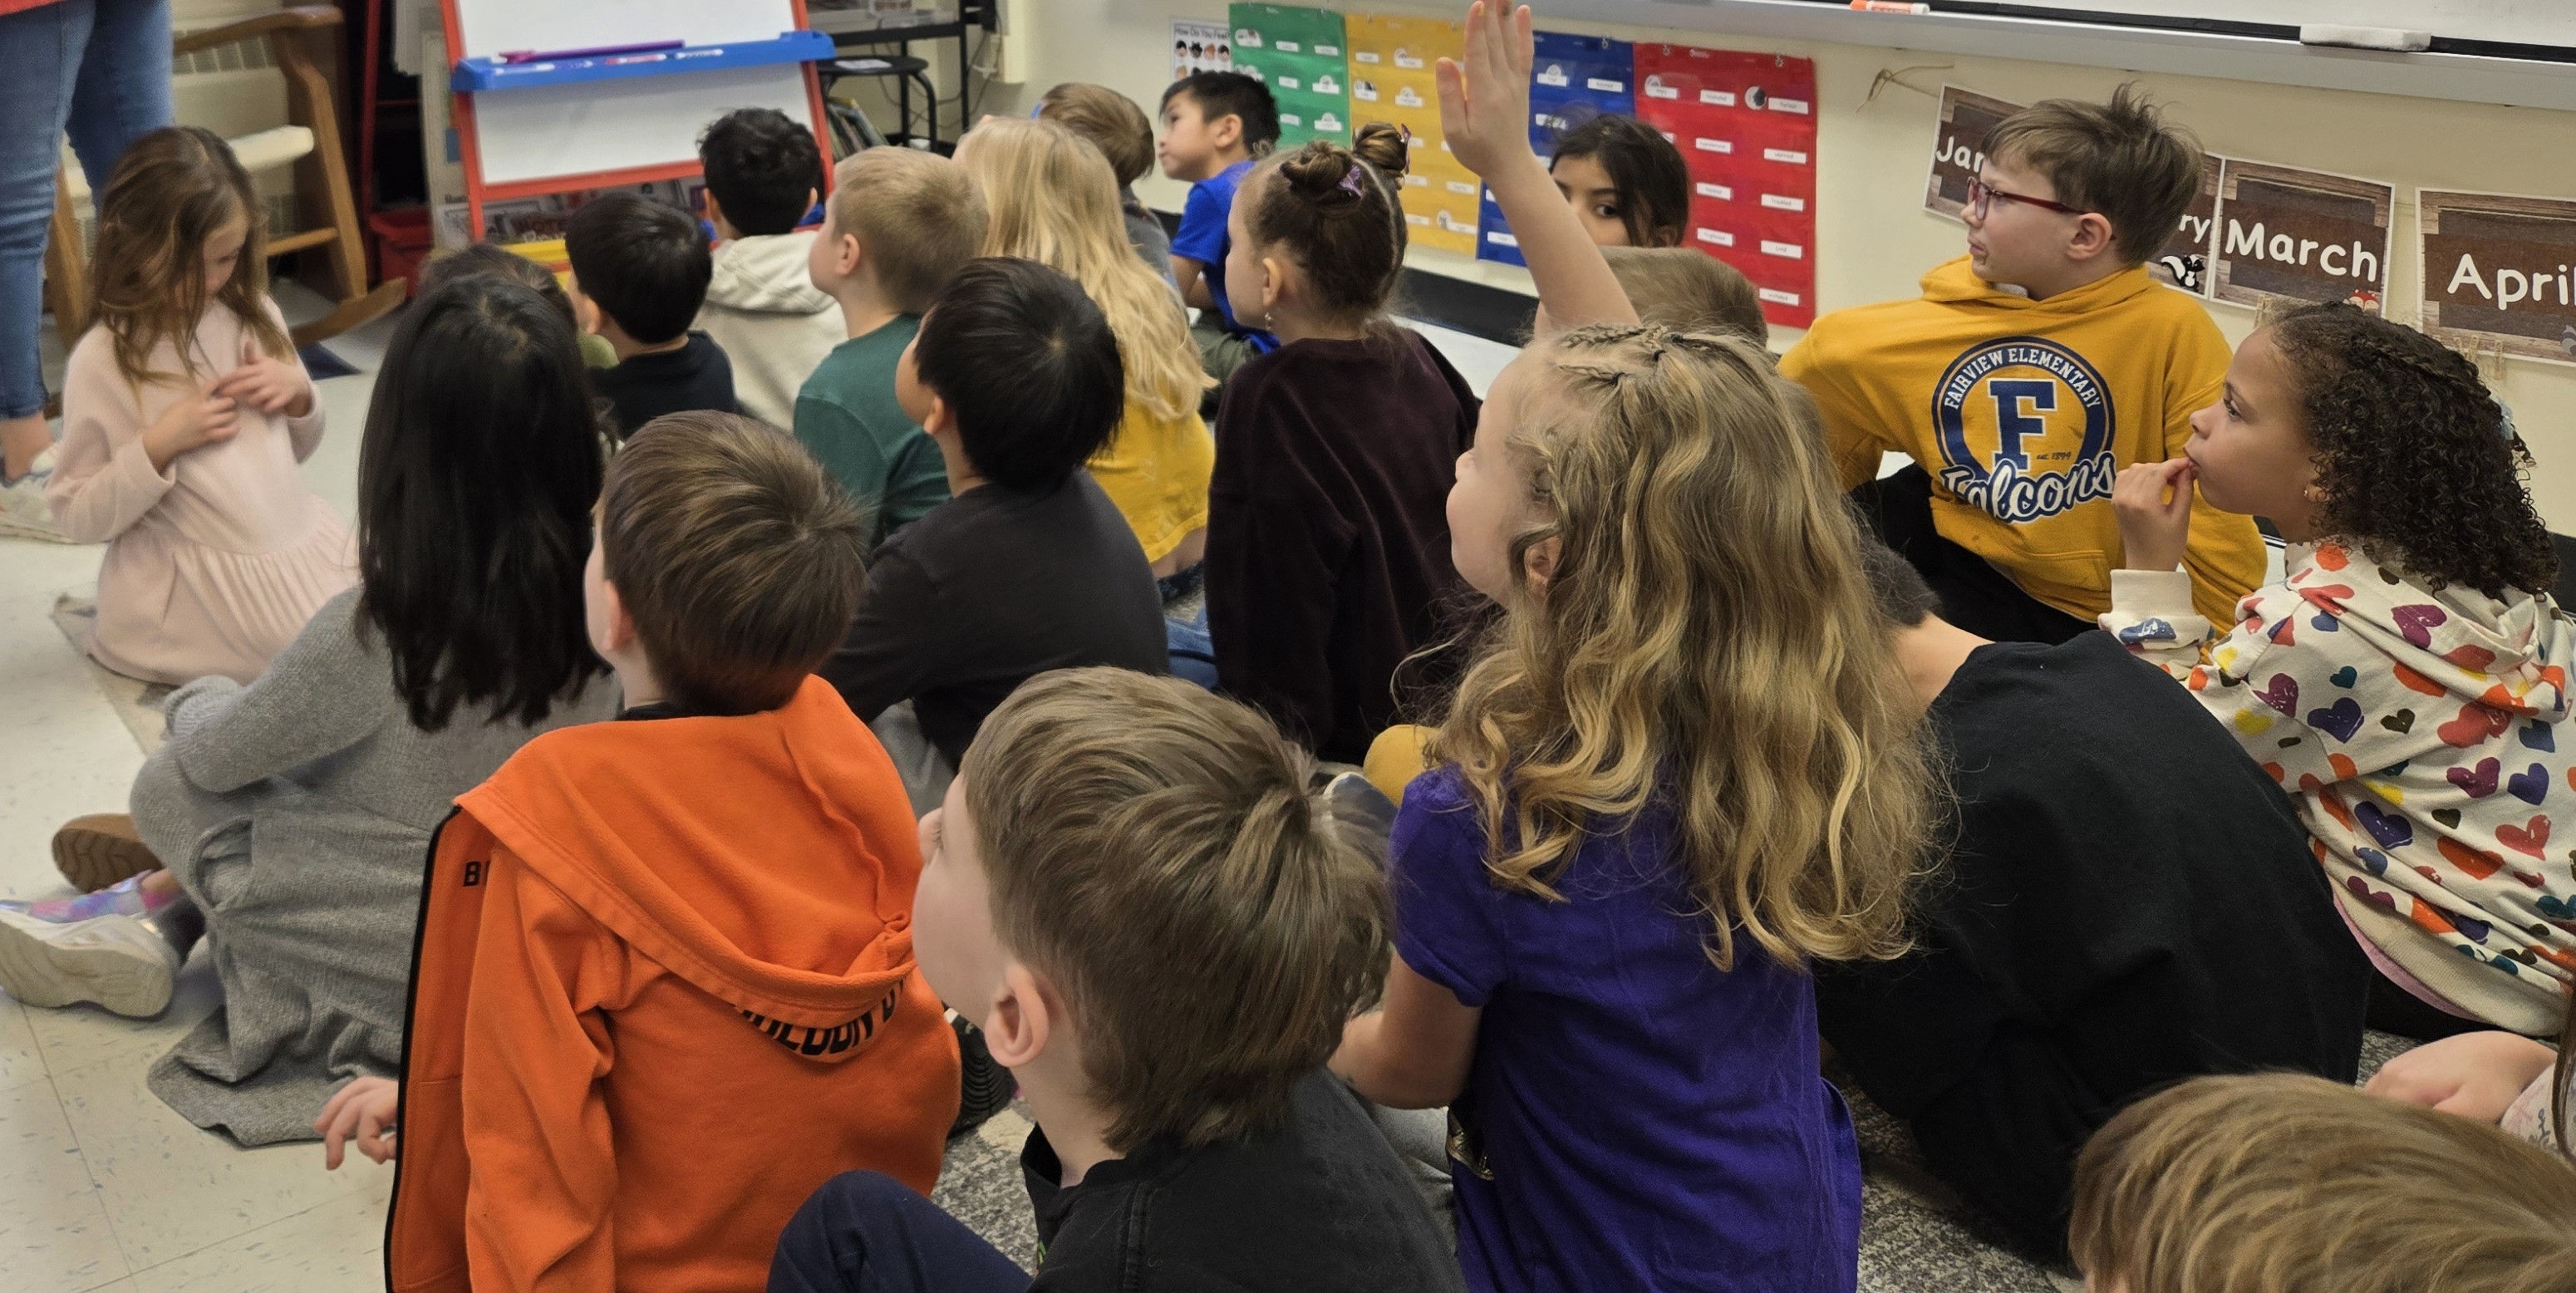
top-left (1206, 330), bottom-right (1480, 763)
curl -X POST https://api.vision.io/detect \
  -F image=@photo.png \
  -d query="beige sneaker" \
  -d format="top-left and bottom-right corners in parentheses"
top-left (0, 907), bottom-right (179, 1017)
top-left (0, 450), bottom-right (68, 543)
top-left (54, 814), bottom-right (162, 892)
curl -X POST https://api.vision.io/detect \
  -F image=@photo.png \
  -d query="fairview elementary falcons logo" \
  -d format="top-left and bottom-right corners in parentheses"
top-left (1930, 336), bottom-right (2116, 524)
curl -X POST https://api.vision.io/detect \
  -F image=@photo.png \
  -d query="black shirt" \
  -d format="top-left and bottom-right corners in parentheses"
top-left (593, 331), bottom-right (740, 438)
top-left (1207, 331), bottom-right (1478, 763)
top-left (821, 472), bottom-right (1167, 767)
top-left (1021, 1071), bottom-right (1466, 1293)
top-left (1814, 634), bottom-right (2368, 1229)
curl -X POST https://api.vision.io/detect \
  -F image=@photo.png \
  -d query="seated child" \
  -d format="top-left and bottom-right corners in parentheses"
top-left (1813, 541), bottom-right (2369, 1256)
top-left (1334, 14), bottom-right (1929, 1289)
top-left (48, 125), bottom-right (354, 685)
top-left (1037, 81), bottom-right (1177, 281)
top-left (564, 192), bottom-right (740, 437)
top-left (820, 258), bottom-right (1167, 803)
top-left (2103, 303), bottom-right (2576, 1040)
top-left (2370, 994), bottom-right (2573, 1156)
top-left (1160, 70), bottom-right (1281, 386)
top-left (0, 278), bottom-right (617, 1153)
top-left (385, 412), bottom-right (958, 1293)
top-left (795, 146), bottom-right (985, 549)
top-left (2068, 1073), bottom-right (2576, 1293)
top-left (1780, 86), bottom-right (2264, 644)
top-left (769, 667), bottom-right (1466, 1293)
top-left (1547, 113), bottom-right (1689, 248)
top-left (693, 107), bottom-right (846, 430)
top-left (1208, 124), bottom-right (1478, 763)
top-left (1603, 245), bottom-right (1765, 343)
top-left (958, 116), bottom-right (1217, 581)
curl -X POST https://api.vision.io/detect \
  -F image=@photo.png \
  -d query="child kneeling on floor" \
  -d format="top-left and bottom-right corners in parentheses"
top-left (383, 413), bottom-right (959, 1293)
top-left (770, 667), bottom-right (1466, 1293)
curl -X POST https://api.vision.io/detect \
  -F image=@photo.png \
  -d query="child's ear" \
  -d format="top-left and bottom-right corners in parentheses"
top-left (838, 232), bottom-right (866, 279)
top-left (703, 190), bottom-right (726, 229)
top-left (1522, 534), bottom-right (1564, 598)
top-left (1212, 111), bottom-right (1244, 152)
top-left (2067, 212), bottom-right (2116, 263)
top-left (981, 962), bottom-right (1054, 1069)
top-left (598, 575), bottom-right (640, 654)
top-left (573, 291), bottom-right (604, 339)
top-left (1257, 252), bottom-right (1288, 317)
top-left (920, 390), bottom-right (956, 439)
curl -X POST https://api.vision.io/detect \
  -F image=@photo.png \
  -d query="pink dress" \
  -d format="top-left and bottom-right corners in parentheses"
top-left (48, 297), bottom-right (355, 685)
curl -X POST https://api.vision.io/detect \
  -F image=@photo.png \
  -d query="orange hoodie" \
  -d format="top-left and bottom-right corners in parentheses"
top-left (386, 677), bottom-right (960, 1293)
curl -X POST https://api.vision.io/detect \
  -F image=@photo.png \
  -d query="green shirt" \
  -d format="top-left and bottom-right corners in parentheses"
top-left (793, 315), bottom-right (950, 548)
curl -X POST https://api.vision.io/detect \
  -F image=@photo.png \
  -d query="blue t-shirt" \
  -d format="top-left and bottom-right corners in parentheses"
top-left (1393, 767), bottom-right (1862, 1293)
top-left (1170, 159), bottom-right (1280, 355)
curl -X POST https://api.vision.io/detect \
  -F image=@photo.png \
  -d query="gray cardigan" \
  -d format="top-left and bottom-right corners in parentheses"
top-left (134, 588), bottom-right (620, 1144)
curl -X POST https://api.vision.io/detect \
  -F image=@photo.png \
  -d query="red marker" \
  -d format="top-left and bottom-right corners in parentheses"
top-left (1851, 1), bottom-right (1931, 11)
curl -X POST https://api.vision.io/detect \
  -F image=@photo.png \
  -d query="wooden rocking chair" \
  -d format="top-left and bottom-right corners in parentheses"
top-left (42, 5), bottom-right (406, 351)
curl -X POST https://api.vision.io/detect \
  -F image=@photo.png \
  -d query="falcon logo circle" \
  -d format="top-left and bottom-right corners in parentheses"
top-left (1930, 337), bottom-right (2116, 524)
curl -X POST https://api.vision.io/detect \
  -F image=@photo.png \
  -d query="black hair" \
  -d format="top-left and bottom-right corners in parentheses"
top-left (1160, 71), bottom-right (1281, 155)
top-left (563, 192), bottom-right (710, 344)
top-left (415, 243), bottom-right (576, 325)
top-left (2269, 302), bottom-right (2558, 599)
top-left (1856, 534), bottom-right (1942, 628)
top-left (913, 257), bottom-right (1123, 492)
top-left (696, 108), bottom-right (823, 237)
top-left (356, 275), bottom-right (609, 730)
top-left (1550, 113), bottom-right (1691, 248)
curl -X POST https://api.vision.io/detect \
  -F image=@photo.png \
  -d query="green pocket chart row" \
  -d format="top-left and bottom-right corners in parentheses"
top-left (1230, 4), bottom-right (1351, 146)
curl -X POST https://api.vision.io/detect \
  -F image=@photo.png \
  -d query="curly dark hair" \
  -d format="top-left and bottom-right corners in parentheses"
top-left (2269, 302), bottom-right (2556, 599)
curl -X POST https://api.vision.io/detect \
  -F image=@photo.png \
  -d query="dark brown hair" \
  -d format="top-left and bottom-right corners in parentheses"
top-left (960, 667), bottom-right (1389, 1152)
top-left (1037, 82), bottom-right (1156, 189)
top-left (1603, 246), bottom-right (1764, 344)
top-left (1550, 113), bottom-right (1690, 248)
top-left (2269, 302), bottom-right (2557, 598)
top-left (1982, 83), bottom-right (2201, 267)
top-left (1241, 123), bottom-right (1410, 322)
top-left (597, 413), bottom-right (864, 715)
top-left (2070, 1073), bottom-right (2576, 1293)
top-left (416, 243), bottom-right (576, 325)
top-left (87, 125), bottom-right (293, 391)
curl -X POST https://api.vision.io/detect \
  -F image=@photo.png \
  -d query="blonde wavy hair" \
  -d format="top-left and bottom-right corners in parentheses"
top-left (959, 116), bottom-right (1210, 423)
top-left (1431, 325), bottom-right (1938, 970)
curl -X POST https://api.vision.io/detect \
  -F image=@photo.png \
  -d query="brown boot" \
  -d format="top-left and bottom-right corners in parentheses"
top-left (52, 814), bottom-right (162, 893)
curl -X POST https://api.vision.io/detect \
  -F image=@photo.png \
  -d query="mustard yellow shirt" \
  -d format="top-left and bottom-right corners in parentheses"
top-left (1089, 400), bottom-right (1215, 565)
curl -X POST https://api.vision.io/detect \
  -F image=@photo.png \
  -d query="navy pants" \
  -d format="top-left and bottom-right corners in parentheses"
top-left (769, 1171), bottom-right (1030, 1293)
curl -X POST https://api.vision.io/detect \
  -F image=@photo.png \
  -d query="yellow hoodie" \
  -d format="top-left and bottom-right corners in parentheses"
top-left (1781, 257), bottom-right (2264, 626)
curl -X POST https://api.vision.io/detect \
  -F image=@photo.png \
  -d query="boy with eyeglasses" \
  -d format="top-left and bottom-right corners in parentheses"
top-left (1780, 86), bottom-right (2261, 643)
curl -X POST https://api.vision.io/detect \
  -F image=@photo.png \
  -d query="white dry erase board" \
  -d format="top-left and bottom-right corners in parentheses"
top-left (446, 0), bottom-right (820, 186)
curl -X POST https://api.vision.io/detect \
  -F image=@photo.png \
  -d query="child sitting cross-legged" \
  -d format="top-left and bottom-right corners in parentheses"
top-left (769, 667), bottom-right (1467, 1293)
top-left (384, 412), bottom-right (959, 1293)
top-left (693, 107), bottom-right (844, 432)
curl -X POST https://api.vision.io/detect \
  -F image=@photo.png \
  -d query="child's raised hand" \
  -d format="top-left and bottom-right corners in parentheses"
top-left (210, 339), bottom-right (312, 417)
top-left (2112, 459), bottom-right (2196, 573)
top-left (1435, 1), bottom-right (1537, 183)
top-left (316, 1074), bottom-right (401, 1169)
top-left (2365, 1031), bottom-right (2557, 1124)
top-left (141, 381), bottom-right (240, 470)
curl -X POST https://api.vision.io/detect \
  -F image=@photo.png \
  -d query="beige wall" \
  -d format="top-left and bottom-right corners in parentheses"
top-left (978, 1), bottom-right (2576, 526)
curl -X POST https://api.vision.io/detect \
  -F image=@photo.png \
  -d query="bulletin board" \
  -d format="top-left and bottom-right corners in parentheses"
top-left (1476, 32), bottom-right (1635, 268)
top-left (1634, 43), bottom-right (1820, 329)
top-left (1347, 12), bottom-right (1478, 255)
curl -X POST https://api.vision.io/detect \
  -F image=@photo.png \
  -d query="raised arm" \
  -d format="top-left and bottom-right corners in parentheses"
top-left (1438, 2), bottom-right (1635, 329)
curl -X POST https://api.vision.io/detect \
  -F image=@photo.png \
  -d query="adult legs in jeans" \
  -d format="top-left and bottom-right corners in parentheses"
top-left (769, 1171), bottom-right (1030, 1293)
top-left (0, 0), bottom-right (172, 465)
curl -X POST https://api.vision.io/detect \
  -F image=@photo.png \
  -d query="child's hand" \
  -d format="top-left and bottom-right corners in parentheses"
top-left (2366, 1031), bottom-right (2557, 1124)
top-left (210, 340), bottom-right (312, 418)
top-left (141, 382), bottom-right (240, 470)
top-left (1435, 1), bottom-right (1537, 183)
top-left (316, 1075), bottom-right (401, 1169)
top-left (2112, 459), bottom-right (2195, 573)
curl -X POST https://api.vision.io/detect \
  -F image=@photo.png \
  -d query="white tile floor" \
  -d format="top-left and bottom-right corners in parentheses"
top-left (0, 302), bottom-right (1517, 1293)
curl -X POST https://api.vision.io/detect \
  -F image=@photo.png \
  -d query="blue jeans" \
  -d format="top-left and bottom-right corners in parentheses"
top-left (768, 1171), bottom-right (1029, 1293)
top-left (0, 0), bottom-right (173, 420)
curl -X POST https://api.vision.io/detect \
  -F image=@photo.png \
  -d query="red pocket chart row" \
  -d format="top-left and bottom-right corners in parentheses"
top-left (1634, 44), bottom-right (1819, 329)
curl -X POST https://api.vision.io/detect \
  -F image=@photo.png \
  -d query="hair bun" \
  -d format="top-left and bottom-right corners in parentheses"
top-left (1351, 121), bottom-right (1411, 181)
top-left (1276, 140), bottom-right (1365, 206)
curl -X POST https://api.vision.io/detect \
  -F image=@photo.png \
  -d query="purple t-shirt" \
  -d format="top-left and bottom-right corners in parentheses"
top-left (1168, 158), bottom-right (1279, 354)
top-left (1393, 767), bottom-right (1861, 1293)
